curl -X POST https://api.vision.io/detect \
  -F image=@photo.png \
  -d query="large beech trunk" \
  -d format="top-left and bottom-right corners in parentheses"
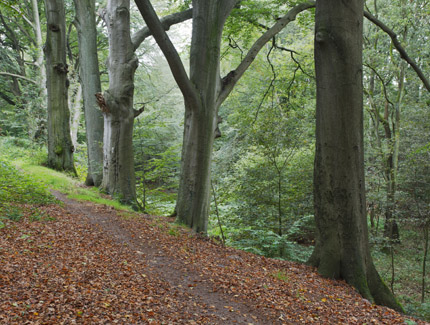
top-left (102, 0), bottom-right (137, 205)
top-left (135, 0), bottom-right (315, 233)
top-left (74, 0), bottom-right (104, 186)
top-left (308, 0), bottom-right (402, 311)
top-left (45, 0), bottom-right (76, 173)
top-left (175, 0), bottom-right (236, 233)
top-left (176, 103), bottom-right (218, 232)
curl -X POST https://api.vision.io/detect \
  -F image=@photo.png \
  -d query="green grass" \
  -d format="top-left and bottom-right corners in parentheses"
top-left (17, 162), bottom-right (133, 212)
top-left (0, 137), bottom-right (133, 226)
top-left (0, 158), bottom-right (56, 228)
top-left (271, 270), bottom-right (289, 282)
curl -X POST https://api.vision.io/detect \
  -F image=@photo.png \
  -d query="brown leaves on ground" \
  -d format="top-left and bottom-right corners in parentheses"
top-left (0, 195), bottom-right (425, 324)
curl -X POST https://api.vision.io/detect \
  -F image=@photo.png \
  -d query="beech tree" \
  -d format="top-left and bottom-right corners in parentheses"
top-left (135, 0), bottom-right (315, 233)
top-left (44, 0), bottom-right (76, 173)
top-left (307, 0), bottom-right (402, 311)
top-left (101, 0), bottom-right (192, 204)
top-left (73, 0), bottom-right (104, 186)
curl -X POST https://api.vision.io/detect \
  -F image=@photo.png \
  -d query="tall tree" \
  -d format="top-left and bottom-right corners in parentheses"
top-left (44, 0), bottom-right (76, 173)
top-left (135, 0), bottom-right (315, 233)
top-left (73, 0), bottom-right (104, 186)
top-left (100, 0), bottom-right (192, 205)
top-left (102, 0), bottom-right (138, 204)
top-left (307, 0), bottom-right (401, 311)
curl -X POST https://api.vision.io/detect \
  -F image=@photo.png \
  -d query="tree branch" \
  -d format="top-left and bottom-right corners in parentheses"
top-left (10, 5), bottom-right (34, 28)
top-left (0, 90), bottom-right (16, 105)
top-left (364, 63), bottom-right (395, 108)
top-left (134, 105), bottom-right (145, 118)
top-left (133, 0), bottom-right (199, 108)
top-left (217, 1), bottom-right (315, 107)
top-left (364, 11), bottom-right (430, 93)
top-left (0, 71), bottom-right (38, 84)
top-left (131, 8), bottom-right (192, 51)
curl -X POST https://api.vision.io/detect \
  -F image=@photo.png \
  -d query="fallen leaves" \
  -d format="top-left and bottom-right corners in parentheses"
top-left (0, 198), bottom-right (425, 324)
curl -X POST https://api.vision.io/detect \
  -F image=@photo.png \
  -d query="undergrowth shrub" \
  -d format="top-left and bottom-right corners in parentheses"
top-left (0, 136), bottom-right (46, 165)
top-left (0, 158), bottom-right (56, 228)
top-left (217, 227), bottom-right (313, 263)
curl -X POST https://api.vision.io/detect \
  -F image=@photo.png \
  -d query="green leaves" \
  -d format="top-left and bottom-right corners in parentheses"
top-left (0, 158), bottom-right (56, 226)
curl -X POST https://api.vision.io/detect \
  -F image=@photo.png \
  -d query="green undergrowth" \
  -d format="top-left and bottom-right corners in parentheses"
top-left (0, 137), bottom-right (133, 226)
top-left (19, 162), bottom-right (133, 212)
top-left (0, 158), bottom-right (56, 228)
top-left (371, 227), bottom-right (430, 321)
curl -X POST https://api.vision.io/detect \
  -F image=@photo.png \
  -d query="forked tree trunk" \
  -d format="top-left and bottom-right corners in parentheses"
top-left (45, 0), bottom-right (76, 173)
top-left (135, 0), bottom-right (315, 233)
top-left (308, 0), bottom-right (402, 311)
top-left (97, 0), bottom-right (191, 204)
top-left (102, 0), bottom-right (137, 205)
top-left (74, 0), bottom-right (104, 186)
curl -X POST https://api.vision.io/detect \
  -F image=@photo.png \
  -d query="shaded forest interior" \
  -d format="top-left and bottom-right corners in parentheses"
top-left (0, 0), bottom-right (429, 322)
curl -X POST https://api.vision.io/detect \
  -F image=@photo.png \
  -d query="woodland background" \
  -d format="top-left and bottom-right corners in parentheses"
top-left (0, 0), bottom-right (429, 320)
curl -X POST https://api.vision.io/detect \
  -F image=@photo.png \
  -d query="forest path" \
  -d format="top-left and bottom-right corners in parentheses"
top-left (0, 190), bottom-right (417, 324)
top-left (51, 190), bottom-right (267, 324)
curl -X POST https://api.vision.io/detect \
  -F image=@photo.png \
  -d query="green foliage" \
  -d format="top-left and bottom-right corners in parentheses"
top-left (286, 215), bottom-right (316, 245)
top-left (371, 229), bottom-right (430, 321)
top-left (271, 269), bottom-right (289, 282)
top-left (229, 228), bottom-right (313, 263)
top-left (73, 144), bottom-right (90, 183)
top-left (0, 157), bottom-right (56, 227)
top-left (133, 57), bottom-right (184, 215)
top-left (0, 159), bottom-right (55, 206)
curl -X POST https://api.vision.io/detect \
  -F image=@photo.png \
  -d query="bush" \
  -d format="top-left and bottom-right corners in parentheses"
top-left (287, 215), bottom-right (316, 245)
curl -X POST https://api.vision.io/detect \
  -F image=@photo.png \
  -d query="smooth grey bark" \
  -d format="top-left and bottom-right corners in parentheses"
top-left (175, 0), bottom-right (238, 233)
top-left (135, 0), bottom-right (315, 233)
top-left (31, 0), bottom-right (47, 99)
top-left (307, 0), bottom-right (402, 311)
top-left (73, 0), bottom-right (104, 186)
top-left (70, 83), bottom-right (83, 148)
top-left (44, 0), bottom-right (76, 173)
top-left (100, 1), bottom-right (192, 205)
top-left (102, 0), bottom-right (137, 205)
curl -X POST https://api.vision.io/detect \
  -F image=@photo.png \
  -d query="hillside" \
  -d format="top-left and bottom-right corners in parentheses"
top-left (0, 189), bottom-right (423, 324)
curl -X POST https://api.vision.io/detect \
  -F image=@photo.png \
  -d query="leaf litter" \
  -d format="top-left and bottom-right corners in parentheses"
top-left (0, 191), bottom-right (425, 324)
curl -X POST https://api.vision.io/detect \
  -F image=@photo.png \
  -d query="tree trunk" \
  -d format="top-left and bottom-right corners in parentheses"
top-left (102, 0), bottom-right (137, 205)
top-left (134, 0), bottom-right (314, 233)
top-left (383, 58), bottom-right (405, 240)
top-left (74, 0), bottom-right (104, 186)
top-left (32, 0), bottom-right (47, 99)
top-left (69, 83), bottom-right (82, 148)
top-left (175, 0), bottom-right (237, 233)
top-left (308, 0), bottom-right (402, 311)
top-left (44, 0), bottom-right (76, 173)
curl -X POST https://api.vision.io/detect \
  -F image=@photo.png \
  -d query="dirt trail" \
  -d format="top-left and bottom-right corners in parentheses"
top-left (51, 191), bottom-right (271, 324)
top-left (1, 190), bottom-right (419, 323)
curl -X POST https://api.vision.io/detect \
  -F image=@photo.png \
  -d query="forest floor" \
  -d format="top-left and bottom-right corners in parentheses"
top-left (0, 190), bottom-right (426, 324)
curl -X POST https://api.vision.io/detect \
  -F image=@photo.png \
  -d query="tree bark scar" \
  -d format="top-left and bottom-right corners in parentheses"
top-left (315, 28), bottom-right (328, 43)
top-left (48, 23), bottom-right (60, 32)
top-left (95, 92), bottom-right (109, 114)
top-left (54, 63), bottom-right (68, 74)
top-left (221, 70), bottom-right (236, 90)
